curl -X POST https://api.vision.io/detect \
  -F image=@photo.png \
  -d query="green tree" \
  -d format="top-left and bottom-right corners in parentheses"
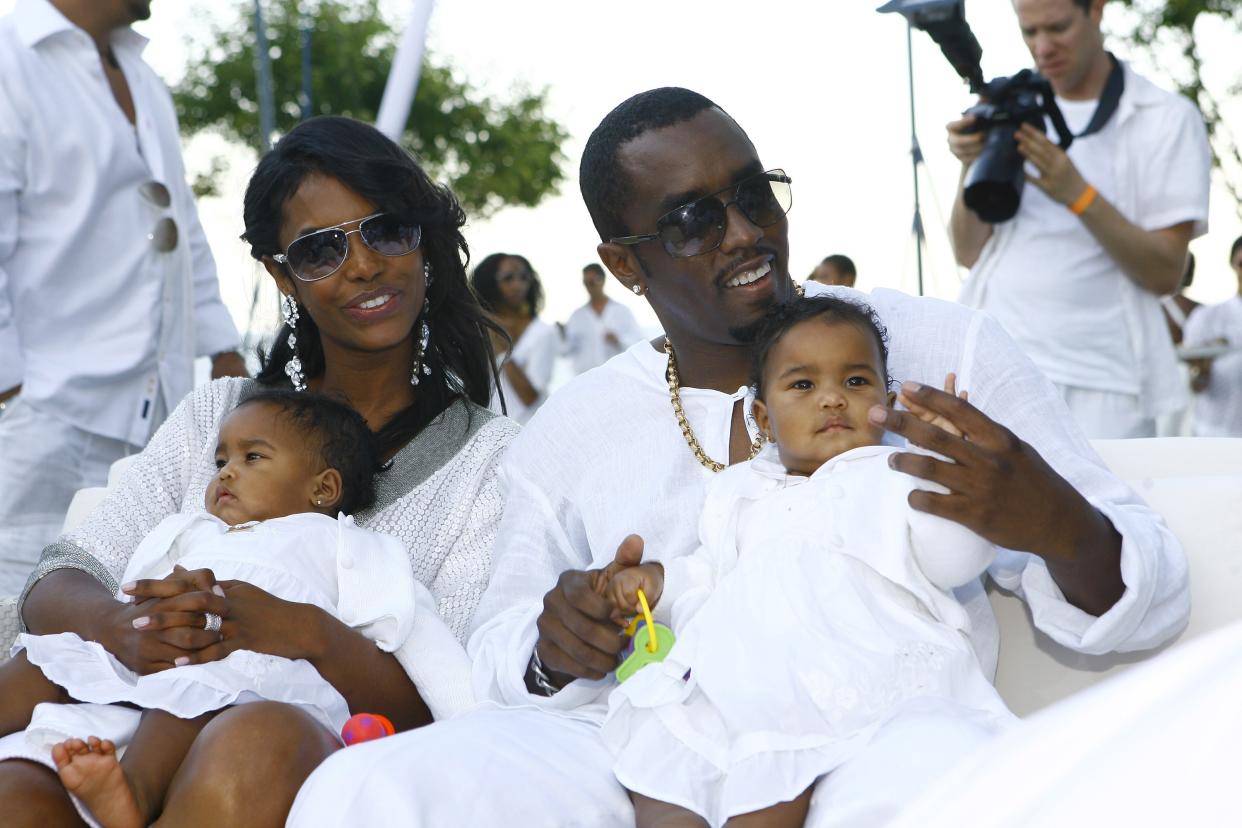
top-left (173, 0), bottom-right (568, 217)
top-left (1112, 0), bottom-right (1242, 219)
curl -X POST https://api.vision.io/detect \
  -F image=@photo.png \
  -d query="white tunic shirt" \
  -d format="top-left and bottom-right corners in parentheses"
top-left (0, 0), bottom-right (239, 445)
top-left (562, 299), bottom-right (644, 375)
top-left (1183, 296), bottom-right (1242, 437)
top-left (960, 61), bottom-right (1210, 419)
top-left (469, 283), bottom-right (1190, 723)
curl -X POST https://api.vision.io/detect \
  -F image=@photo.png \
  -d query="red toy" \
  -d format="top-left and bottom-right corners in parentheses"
top-left (341, 713), bottom-right (395, 746)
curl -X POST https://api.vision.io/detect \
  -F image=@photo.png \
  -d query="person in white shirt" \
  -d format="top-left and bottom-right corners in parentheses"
top-left (288, 87), bottom-right (1187, 828)
top-left (949, 0), bottom-right (1210, 440)
top-left (597, 296), bottom-right (1010, 828)
top-left (472, 253), bottom-right (559, 424)
top-left (1183, 235), bottom-right (1242, 436)
top-left (0, 0), bottom-right (244, 593)
top-left (561, 263), bottom-right (644, 375)
top-left (807, 254), bottom-right (857, 288)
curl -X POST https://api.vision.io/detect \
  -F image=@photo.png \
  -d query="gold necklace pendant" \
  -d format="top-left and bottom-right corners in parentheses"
top-left (664, 339), bottom-right (762, 473)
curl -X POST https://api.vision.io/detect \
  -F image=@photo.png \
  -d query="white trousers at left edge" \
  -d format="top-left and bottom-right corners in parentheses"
top-left (286, 702), bottom-right (1000, 828)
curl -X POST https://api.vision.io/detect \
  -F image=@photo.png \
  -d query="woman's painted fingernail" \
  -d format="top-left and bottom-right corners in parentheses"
top-left (121, 581), bottom-right (136, 593)
top-left (868, 406), bottom-right (888, 424)
top-left (132, 617), bottom-right (150, 629)
top-left (174, 656), bottom-right (190, 667)
top-left (212, 585), bottom-right (226, 597)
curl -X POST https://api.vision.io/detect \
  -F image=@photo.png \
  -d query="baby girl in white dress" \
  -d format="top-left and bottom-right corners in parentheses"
top-left (598, 296), bottom-right (1015, 828)
top-left (0, 389), bottom-right (414, 828)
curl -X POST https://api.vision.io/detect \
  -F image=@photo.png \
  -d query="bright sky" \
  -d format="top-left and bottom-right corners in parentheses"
top-left (5, 0), bottom-right (1241, 340)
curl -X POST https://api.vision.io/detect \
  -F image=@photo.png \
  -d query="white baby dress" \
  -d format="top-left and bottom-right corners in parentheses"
top-left (603, 445), bottom-right (1016, 826)
top-left (17, 511), bottom-right (415, 735)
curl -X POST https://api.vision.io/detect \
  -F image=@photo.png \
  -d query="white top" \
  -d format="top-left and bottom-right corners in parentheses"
top-left (657, 445), bottom-right (995, 637)
top-left (468, 282), bottom-right (1190, 724)
top-left (41, 378), bottom-right (520, 720)
top-left (1184, 296), bottom-right (1242, 437)
top-left (0, 0), bottom-right (240, 445)
top-left (960, 61), bottom-right (1210, 418)
top-left (562, 299), bottom-right (644, 375)
top-left (490, 317), bottom-right (559, 424)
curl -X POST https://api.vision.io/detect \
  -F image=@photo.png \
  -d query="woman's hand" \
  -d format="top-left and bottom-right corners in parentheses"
top-left (102, 566), bottom-right (230, 675)
top-left (172, 580), bottom-right (322, 666)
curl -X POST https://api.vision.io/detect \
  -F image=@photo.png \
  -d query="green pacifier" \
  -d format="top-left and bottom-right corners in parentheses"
top-left (616, 589), bottom-right (676, 683)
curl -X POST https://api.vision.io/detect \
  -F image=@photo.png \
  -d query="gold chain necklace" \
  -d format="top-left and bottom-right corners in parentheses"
top-left (664, 339), bottom-right (762, 473)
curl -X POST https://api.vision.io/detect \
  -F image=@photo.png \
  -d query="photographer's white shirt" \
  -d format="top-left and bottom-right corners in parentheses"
top-left (960, 61), bottom-right (1210, 424)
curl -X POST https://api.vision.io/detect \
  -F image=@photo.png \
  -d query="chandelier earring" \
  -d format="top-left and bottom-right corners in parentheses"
top-left (411, 261), bottom-right (433, 386)
top-left (280, 293), bottom-right (306, 392)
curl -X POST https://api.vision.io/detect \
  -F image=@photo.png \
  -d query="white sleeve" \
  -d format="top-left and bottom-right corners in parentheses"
top-left (1131, 96), bottom-right (1211, 237)
top-left (0, 93), bottom-right (25, 391)
top-left (965, 314), bottom-right (1190, 654)
top-left (467, 459), bottom-right (613, 712)
top-left (1180, 305), bottom-right (1216, 349)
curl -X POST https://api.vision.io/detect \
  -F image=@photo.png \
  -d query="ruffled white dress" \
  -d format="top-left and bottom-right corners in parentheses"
top-left (17, 511), bottom-right (415, 736)
top-left (603, 446), bottom-right (1016, 826)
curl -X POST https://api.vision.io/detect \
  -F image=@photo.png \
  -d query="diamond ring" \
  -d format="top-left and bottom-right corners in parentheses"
top-left (204, 612), bottom-right (222, 633)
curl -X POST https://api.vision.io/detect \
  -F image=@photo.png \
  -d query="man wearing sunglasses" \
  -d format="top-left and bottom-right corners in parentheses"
top-left (0, 0), bottom-right (243, 593)
top-left (288, 88), bottom-right (1187, 826)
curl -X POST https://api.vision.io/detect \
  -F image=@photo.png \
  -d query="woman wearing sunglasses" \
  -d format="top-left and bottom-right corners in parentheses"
top-left (472, 253), bottom-right (561, 424)
top-left (2, 116), bottom-right (516, 826)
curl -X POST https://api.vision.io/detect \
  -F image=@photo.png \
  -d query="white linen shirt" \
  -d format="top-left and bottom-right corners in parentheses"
top-left (562, 299), bottom-right (644, 375)
top-left (1183, 296), bottom-right (1242, 437)
top-left (469, 283), bottom-right (1190, 723)
top-left (0, 0), bottom-right (239, 445)
top-left (960, 61), bottom-right (1210, 419)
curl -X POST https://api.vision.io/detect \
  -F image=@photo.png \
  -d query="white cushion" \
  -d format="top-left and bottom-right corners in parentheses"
top-left (991, 438), bottom-right (1242, 715)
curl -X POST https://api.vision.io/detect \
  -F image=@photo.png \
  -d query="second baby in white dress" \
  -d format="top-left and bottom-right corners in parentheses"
top-left (598, 296), bottom-right (1015, 827)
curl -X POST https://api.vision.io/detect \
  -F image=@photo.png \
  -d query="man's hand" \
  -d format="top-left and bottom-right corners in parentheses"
top-left (871, 383), bottom-right (1112, 564)
top-left (1016, 124), bottom-right (1089, 207)
top-left (210, 351), bottom-right (248, 379)
top-left (946, 115), bottom-right (986, 166)
top-left (533, 535), bottom-right (644, 685)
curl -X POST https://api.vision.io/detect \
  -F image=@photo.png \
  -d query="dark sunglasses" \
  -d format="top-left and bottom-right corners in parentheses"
top-left (273, 213), bottom-right (421, 282)
top-left (610, 169), bottom-right (792, 258)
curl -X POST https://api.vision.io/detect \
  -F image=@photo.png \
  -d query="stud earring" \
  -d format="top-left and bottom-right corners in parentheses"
top-left (280, 294), bottom-right (306, 392)
top-left (631, 285), bottom-right (643, 296)
top-left (411, 261), bottom-right (433, 386)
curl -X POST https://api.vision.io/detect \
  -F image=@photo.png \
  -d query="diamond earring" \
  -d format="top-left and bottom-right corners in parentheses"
top-left (411, 261), bottom-right (433, 386)
top-left (631, 285), bottom-right (643, 295)
top-left (280, 293), bottom-right (306, 392)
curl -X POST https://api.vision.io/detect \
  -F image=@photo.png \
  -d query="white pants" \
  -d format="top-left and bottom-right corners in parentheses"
top-left (1054, 384), bottom-right (1156, 440)
top-left (287, 703), bottom-right (1001, 828)
top-left (0, 398), bottom-right (136, 594)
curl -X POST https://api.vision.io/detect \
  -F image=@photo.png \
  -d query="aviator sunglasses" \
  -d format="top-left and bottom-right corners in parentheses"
top-left (610, 169), bottom-right (792, 258)
top-left (273, 213), bottom-right (422, 282)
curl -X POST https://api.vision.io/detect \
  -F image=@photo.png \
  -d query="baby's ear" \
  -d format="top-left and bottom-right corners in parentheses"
top-left (752, 398), bottom-right (772, 442)
top-left (311, 468), bottom-right (343, 512)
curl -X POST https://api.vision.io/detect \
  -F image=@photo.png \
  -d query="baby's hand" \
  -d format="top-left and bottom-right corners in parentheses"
top-left (901, 373), bottom-right (968, 438)
top-left (605, 563), bottom-right (665, 624)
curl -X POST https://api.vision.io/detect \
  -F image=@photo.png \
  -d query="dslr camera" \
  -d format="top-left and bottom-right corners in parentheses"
top-left (879, 0), bottom-right (1074, 223)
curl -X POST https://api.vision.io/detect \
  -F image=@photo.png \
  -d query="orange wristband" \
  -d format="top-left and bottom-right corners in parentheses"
top-left (1069, 184), bottom-right (1098, 215)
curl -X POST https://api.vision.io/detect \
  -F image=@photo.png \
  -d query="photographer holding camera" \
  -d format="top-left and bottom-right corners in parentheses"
top-left (948, 0), bottom-right (1210, 439)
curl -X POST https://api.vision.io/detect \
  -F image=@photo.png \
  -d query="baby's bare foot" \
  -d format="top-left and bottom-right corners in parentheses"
top-left (52, 736), bottom-right (144, 828)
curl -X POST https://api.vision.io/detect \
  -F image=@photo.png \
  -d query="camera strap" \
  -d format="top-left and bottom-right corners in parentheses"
top-left (1075, 53), bottom-right (1125, 139)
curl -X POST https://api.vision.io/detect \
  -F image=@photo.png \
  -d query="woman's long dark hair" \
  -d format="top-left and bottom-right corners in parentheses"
top-left (471, 252), bottom-right (545, 317)
top-left (242, 116), bottom-right (504, 455)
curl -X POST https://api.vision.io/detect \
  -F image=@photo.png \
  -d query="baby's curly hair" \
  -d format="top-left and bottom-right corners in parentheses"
top-left (234, 389), bottom-right (380, 515)
top-left (750, 295), bottom-right (891, 400)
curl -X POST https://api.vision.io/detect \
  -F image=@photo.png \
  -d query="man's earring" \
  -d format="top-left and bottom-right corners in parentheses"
top-left (631, 285), bottom-right (643, 295)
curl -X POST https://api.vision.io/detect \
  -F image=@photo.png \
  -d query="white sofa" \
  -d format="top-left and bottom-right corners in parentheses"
top-left (2, 438), bottom-right (1240, 717)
